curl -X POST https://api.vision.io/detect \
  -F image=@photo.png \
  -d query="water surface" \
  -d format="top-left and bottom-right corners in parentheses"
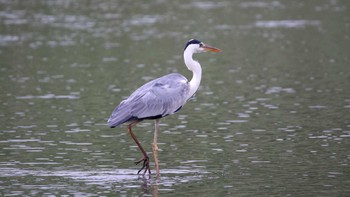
top-left (1, 0), bottom-right (349, 196)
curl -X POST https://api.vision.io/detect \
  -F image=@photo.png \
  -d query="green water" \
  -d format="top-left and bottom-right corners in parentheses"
top-left (1, 0), bottom-right (349, 196)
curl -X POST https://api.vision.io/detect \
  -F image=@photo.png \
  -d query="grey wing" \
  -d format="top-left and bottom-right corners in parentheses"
top-left (108, 73), bottom-right (190, 128)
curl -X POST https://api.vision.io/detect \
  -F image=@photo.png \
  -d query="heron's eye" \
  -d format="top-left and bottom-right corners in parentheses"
top-left (199, 43), bottom-right (203, 47)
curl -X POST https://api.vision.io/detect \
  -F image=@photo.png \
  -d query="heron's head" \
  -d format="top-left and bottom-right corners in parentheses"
top-left (184, 39), bottom-right (221, 54)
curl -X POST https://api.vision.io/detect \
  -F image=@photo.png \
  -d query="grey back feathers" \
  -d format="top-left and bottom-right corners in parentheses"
top-left (107, 73), bottom-right (190, 128)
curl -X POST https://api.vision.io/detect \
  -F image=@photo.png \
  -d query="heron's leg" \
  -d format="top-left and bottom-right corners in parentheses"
top-left (127, 121), bottom-right (151, 175)
top-left (152, 119), bottom-right (160, 176)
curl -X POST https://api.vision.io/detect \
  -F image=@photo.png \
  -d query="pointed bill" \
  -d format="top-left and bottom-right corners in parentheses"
top-left (202, 44), bottom-right (222, 52)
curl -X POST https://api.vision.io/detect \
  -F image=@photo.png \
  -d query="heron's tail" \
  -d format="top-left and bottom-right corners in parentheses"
top-left (107, 102), bottom-right (134, 128)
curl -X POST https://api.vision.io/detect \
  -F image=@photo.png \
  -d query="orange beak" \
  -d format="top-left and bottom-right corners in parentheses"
top-left (202, 44), bottom-right (222, 52)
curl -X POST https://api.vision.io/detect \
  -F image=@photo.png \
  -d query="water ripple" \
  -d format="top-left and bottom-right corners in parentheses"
top-left (16, 94), bottom-right (79, 100)
top-left (255, 20), bottom-right (321, 28)
top-left (265, 86), bottom-right (296, 94)
top-left (0, 167), bottom-right (208, 189)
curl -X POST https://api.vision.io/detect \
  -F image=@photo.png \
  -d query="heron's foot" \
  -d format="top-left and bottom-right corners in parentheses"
top-left (135, 156), bottom-right (151, 175)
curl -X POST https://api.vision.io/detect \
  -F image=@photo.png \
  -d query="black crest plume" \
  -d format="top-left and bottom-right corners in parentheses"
top-left (184, 39), bottom-right (202, 51)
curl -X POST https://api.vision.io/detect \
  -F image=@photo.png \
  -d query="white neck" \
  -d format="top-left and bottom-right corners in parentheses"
top-left (184, 48), bottom-right (202, 100)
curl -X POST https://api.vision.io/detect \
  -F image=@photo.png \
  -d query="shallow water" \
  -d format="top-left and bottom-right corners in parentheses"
top-left (1, 0), bottom-right (350, 196)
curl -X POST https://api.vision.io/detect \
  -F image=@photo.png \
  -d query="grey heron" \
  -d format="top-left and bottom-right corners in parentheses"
top-left (108, 39), bottom-right (221, 176)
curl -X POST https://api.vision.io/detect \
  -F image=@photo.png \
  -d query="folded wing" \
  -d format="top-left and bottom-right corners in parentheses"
top-left (107, 73), bottom-right (190, 128)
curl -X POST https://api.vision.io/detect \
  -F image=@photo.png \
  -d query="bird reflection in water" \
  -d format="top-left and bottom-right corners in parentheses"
top-left (139, 175), bottom-right (159, 197)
